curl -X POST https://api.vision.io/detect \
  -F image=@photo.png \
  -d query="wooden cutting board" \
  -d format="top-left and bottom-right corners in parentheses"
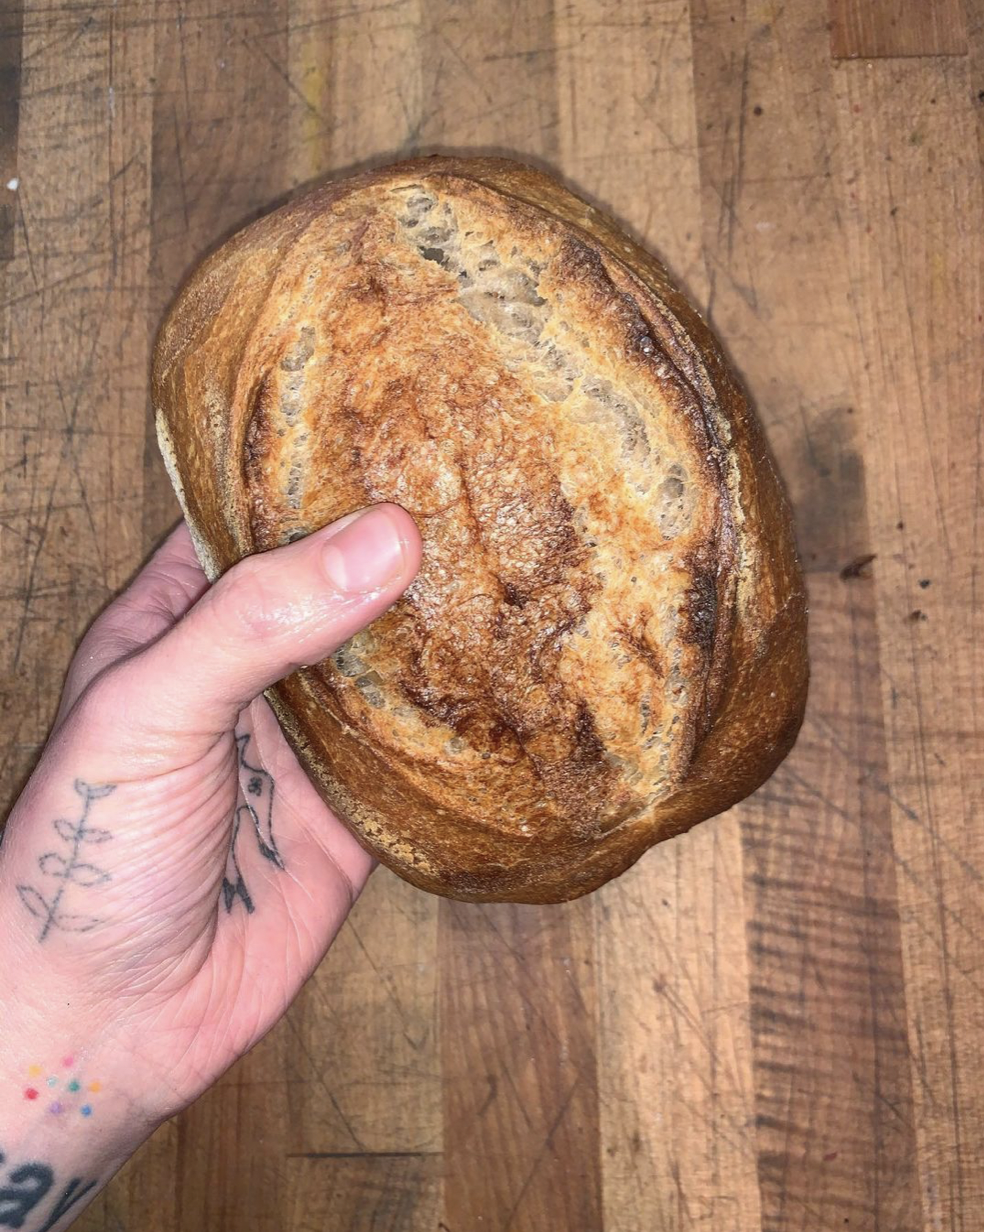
top-left (1, 0), bottom-right (980, 1227)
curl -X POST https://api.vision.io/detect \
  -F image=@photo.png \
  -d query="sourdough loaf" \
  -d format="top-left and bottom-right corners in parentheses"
top-left (153, 156), bottom-right (808, 903)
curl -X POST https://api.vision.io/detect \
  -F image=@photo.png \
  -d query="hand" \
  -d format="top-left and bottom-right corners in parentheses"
top-left (0, 504), bottom-right (420, 1229)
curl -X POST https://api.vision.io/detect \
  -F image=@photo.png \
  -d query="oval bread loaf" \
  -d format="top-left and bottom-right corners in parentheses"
top-left (153, 155), bottom-right (808, 904)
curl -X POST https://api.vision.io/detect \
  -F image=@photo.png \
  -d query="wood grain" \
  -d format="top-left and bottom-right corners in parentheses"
top-left (0, 1), bottom-right (981, 1229)
top-left (0, 2), bottom-right (23, 262)
top-left (692, 3), bottom-right (925, 1227)
top-left (830, 0), bottom-right (968, 59)
top-left (286, 1153), bottom-right (441, 1232)
top-left (834, 54), bottom-right (984, 1228)
top-left (441, 902), bottom-right (601, 1230)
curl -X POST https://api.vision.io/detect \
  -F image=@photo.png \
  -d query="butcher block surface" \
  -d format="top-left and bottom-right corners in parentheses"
top-left (0, 0), bottom-right (981, 1228)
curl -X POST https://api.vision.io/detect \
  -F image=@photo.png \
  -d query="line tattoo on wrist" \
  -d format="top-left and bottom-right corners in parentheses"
top-left (222, 731), bottom-right (285, 915)
top-left (16, 781), bottom-right (114, 943)
top-left (0, 1146), bottom-right (97, 1231)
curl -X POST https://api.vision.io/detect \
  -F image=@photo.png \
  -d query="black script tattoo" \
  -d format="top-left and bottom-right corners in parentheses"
top-left (17, 781), bottom-right (114, 942)
top-left (37, 1177), bottom-right (98, 1232)
top-left (0, 1160), bottom-right (51, 1229)
top-left (0, 1148), bottom-right (97, 1230)
top-left (222, 732), bottom-right (284, 914)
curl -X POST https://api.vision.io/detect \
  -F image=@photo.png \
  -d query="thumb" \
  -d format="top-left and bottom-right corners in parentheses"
top-left (91, 503), bottom-right (421, 756)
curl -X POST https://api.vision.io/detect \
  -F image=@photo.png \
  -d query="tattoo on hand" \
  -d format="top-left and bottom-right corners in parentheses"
top-left (23, 1058), bottom-right (102, 1121)
top-left (222, 732), bottom-right (285, 915)
top-left (0, 1147), bottom-right (97, 1231)
top-left (16, 782), bottom-right (114, 943)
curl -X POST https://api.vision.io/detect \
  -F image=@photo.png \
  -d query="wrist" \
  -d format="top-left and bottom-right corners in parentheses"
top-left (0, 923), bottom-right (169, 1228)
top-left (0, 1011), bottom-right (163, 1231)
top-left (0, 957), bottom-right (169, 1133)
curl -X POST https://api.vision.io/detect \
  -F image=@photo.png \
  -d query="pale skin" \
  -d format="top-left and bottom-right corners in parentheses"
top-left (0, 504), bottom-right (421, 1231)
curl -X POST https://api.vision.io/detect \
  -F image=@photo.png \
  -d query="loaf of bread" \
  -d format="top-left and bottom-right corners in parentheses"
top-left (153, 156), bottom-right (808, 903)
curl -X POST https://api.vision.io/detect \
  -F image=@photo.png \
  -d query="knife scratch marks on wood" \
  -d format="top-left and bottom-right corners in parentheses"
top-left (240, 35), bottom-right (333, 131)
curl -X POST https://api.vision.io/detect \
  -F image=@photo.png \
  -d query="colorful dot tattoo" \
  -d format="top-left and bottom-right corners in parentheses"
top-left (23, 1061), bottom-right (101, 1117)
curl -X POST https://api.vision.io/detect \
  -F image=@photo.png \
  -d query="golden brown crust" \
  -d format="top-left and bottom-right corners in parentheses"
top-left (153, 155), bottom-right (808, 903)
